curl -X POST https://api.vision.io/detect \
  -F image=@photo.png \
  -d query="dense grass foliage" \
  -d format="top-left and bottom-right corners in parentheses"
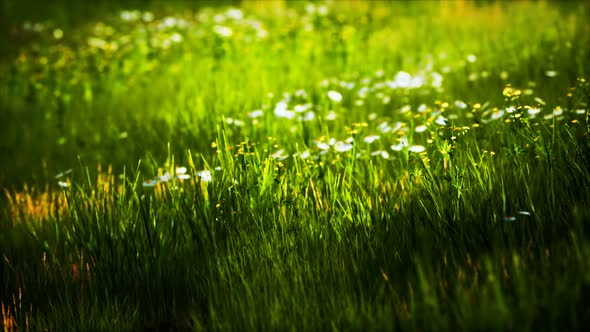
top-left (1, 1), bottom-right (590, 330)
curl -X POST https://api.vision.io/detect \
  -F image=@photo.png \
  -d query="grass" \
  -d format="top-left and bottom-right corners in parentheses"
top-left (1, 0), bottom-right (590, 330)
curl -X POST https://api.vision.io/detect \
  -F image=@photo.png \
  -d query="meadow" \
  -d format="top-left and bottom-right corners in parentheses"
top-left (1, 0), bottom-right (590, 330)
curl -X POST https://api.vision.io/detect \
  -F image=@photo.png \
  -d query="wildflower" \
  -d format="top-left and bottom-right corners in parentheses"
top-left (363, 135), bottom-right (380, 144)
top-left (274, 101), bottom-right (295, 119)
top-left (491, 110), bottom-right (505, 120)
top-left (214, 25), bottom-right (233, 37)
top-left (53, 29), bottom-right (63, 40)
top-left (196, 170), bottom-right (212, 182)
top-left (158, 173), bottom-right (171, 182)
top-left (334, 141), bottom-right (353, 152)
top-left (55, 169), bottom-right (73, 179)
top-left (176, 174), bottom-right (191, 180)
top-left (435, 115), bottom-right (448, 126)
top-left (517, 211), bottom-right (531, 216)
top-left (454, 100), bottom-right (467, 109)
top-left (467, 54), bottom-right (477, 63)
top-left (143, 179), bottom-right (158, 188)
top-left (527, 107), bottom-right (541, 117)
top-left (302, 111), bottom-right (315, 121)
top-left (431, 72), bottom-right (443, 88)
top-left (58, 181), bottom-right (69, 188)
top-left (249, 110), bottom-right (263, 118)
top-left (391, 137), bottom-right (409, 151)
top-left (370, 150), bottom-right (390, 159)
top-left (390, 71), bottom-right (412, 88)
top-left (503, 216), bottom-right (516, 222)
top-left (415, 125), bottom-right (427, 133)
top-left (120, 10), bottom-right (140, 22)
top-left (325, 111), bottom-right (337, 120)
top-left (299, 150), bottom-right (310, 159)
top-left (294, 104), bottom-right (312, 113)
top-left (271, 149), bottom-right (289, 160)
top-left (315, 141), bottom-right (330, 150)
top-left (545, 70), bottom-right (558, 77)
top-left (176, 167), bottom-right (187, 174)
top-left (225, 8), bottom-right (243, 20)
top-left (409, 145), bottom-right (426, 153)
top-left (142, 12), bottom-right (154, 22)
top-left (378, 122), bottom-right (391, 133)
top-left (390, 122), bottom-right (403, 133)
top-left (327, 90), bottom-right (343, 103)
top-left (170, 33), bottom-right (183, 43)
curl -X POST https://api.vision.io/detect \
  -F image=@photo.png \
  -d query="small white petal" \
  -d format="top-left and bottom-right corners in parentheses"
top-left (327, 90), bottom-right (343, 103)
top-left (409, 145), bottom-right (425, 153)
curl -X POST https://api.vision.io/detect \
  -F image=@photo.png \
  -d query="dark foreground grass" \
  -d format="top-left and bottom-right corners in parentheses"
top-left (1, 1), bottom-right (590, 331)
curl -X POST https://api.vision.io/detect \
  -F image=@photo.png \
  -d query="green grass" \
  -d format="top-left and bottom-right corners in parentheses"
top-left (1, 0), bottom-right (590, 330)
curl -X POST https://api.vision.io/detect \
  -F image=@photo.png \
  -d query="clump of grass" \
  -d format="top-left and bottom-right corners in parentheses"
top-left (1, 0), bottom-right (590, 330)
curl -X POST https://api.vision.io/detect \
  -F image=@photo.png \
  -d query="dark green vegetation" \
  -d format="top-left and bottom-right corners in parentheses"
top-left (1, 1), bottom-right (590, 330)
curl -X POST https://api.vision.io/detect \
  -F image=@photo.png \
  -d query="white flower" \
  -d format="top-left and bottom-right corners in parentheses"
top-left (299, 150), bottom-right (310, 159)
top-left (170, 33), bottom-right (183, 43)
top-left (225, 8), bottom-right (243, 20)
top-left (435, 115), bottom-right (448, 126)
top-left (325, 111), bottom-right (337, 120)
top-left (58, 181), bottom-right (69, 188)
top-left (248, 110), bottom-right (263, 118)
top-left (378, 122), bottom-right (391, 133)
top-left (214, 25), bottom-right (233, 37)
top-left (158, 173), bottom-right (171, 182)
top-left (391, 71), bottom-right (412, 88)
top-left (302, 111), bottom-right (315, 121)
top-left (274, 101), bottom-right (295, 119)
top-left (363, 135), bottom-right (380, 144)
top-left (143, 179), bottom-right (157, 188)
top-left (55, 169), bottom-right (73, 179)
top-left (415, 125), bottom-right (427, 133)
top-left (334, 141), bottom-right (353, 152)
top-left (327, 90), bottom-right (343, 103)
top-left (390, 122), bottom-right (403, 133)
top-left (491, 110), bottom-right (505, 120)
top-left (391, 137), bottom-right (409, 151)
top-left (454, 100), bottom-right (467, 109)
top-left (315, 142), bottom-right (330, 150)
top-left (545, 70), bottom-right (558, 77)
top-left (271, 149), bottom-right (289, 160)
top-left (142, 12), bottom-right (154, 22)
top-left (120, 10), bottom-right (140, 22)
top-left (196, 170), bottom-right (212, 182)
top-left (409, 145), bottom-right (425, 153)
top-left (371, 150), bottom-right (390, 159)
top-left (176, 167), bottom-right (187, 174)
top-left (431, 72), bottom-right (443, 88)
top-left (527, 107), bottom-right (541, 117)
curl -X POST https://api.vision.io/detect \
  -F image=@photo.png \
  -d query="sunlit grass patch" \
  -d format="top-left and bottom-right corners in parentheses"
top-left (0, 0), bottom-right (589, 330)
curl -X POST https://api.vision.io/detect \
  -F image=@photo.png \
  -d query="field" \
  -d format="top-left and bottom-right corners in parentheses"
top-left (1, 0), bottom-right (590, 330)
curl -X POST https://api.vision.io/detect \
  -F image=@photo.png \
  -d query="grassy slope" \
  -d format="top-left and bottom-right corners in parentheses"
top-left (1, 1), bottom-right (590, 330)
